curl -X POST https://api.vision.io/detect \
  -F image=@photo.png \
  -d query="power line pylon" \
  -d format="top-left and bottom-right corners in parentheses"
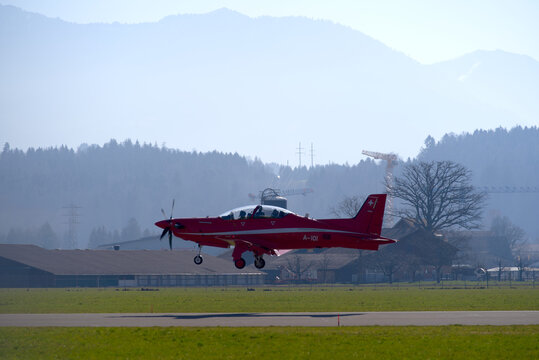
top-left (63, 203), bottom-right (81, 249)
top-left (296, 142), bottom-right (304, 167)
top-left (362, 150), bottom-right (398, 226)
top-left (310, 143), bottom-right (315, 168)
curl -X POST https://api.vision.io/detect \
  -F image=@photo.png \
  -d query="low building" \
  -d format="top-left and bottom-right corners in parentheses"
top-left (260, 219), bottom-right (461, 284)
top-left (95, 236), bottom-right (227, 256)
top-left (263, 248), bottom-right (360, 283)
top-left (0, 244), bottom-right (265, 288)
top-left (486, 266), bottom-right (539, 281)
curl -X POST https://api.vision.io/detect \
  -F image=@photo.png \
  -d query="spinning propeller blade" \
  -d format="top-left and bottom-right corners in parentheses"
top-left (159, 199), bottom-right (176, 250)
top-left (160, 227), bottom-right (169, 240)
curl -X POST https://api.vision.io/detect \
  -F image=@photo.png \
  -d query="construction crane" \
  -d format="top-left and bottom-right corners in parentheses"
top-left (477, 186), bottom-right (539, 194)
top-left (362, 150), bottom-right (398, 226)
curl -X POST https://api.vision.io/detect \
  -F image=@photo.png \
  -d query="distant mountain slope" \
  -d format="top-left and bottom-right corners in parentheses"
top-left (429, 50), bottom-right (539, 123)
top-left (1, 5), bottom-right (536, 164)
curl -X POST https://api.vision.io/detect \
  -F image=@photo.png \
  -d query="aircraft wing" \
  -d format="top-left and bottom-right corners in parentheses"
top-left (273, 249), bottom-right (293, 256)
top-left (195, 238), bottom-right (232, 249)
top-left (225, 238), bottom-right (285, 258)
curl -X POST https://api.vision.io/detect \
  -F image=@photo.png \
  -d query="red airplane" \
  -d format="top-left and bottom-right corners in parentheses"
top-left (155, 194), bottom-right (396, 269)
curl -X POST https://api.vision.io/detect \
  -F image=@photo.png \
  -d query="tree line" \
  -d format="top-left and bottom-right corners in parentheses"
top-left (1, 125), bottom-right (537, 251)
top-left (0, 139), bottom-right (386, 248)
top-left (331, 159), bottom-right (529, 282)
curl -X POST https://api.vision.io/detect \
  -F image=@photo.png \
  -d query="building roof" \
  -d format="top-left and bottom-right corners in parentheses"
top-left (381, 218), bottom-right (418, 240)
top-left (96, 236), bottom-right (171, 250)
top-left (486, 266), bottom-right (539, 272)
top-left (0, 244), bottom-right (264, 276)
top-left (96, 236), bottom-right (227, 256)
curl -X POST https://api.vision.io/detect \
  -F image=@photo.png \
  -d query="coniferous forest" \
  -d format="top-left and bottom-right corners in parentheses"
top-left (0, 126), bottom-right (538, 249)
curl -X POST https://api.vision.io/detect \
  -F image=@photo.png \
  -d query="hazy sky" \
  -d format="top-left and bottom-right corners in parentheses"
top-left (2, 0), bottom-right (538, 64)
top-left (1, 0), bottom-right (538, 166)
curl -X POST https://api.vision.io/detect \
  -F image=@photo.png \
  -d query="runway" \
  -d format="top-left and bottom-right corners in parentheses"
top-left (1, 311), bottom-right (538, 327)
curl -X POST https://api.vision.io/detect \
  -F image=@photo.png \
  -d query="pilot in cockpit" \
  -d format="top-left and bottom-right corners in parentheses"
top-left (239, 210), bottom-right (246, 219)
top-left (254, 207), bottom-right (265, 218)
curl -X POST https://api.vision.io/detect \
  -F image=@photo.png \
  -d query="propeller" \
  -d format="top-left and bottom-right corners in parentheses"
top-left (159, 199), bottom-right (175, 250)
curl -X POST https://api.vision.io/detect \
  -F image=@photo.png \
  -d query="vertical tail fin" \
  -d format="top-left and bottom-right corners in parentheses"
top-left (353, 194), bottom-right (387, 235)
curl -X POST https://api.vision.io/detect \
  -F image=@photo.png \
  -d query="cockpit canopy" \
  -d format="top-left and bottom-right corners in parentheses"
top-left (219, 205), bottom-right (295, 220)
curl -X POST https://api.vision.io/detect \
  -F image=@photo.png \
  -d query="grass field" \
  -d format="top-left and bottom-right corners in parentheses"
top-left (1, 285), bottom-right (538, 313)
top-left (1, 326), bottom-right (538, 359)
top-left (1, 285), bottom-right (538, 359)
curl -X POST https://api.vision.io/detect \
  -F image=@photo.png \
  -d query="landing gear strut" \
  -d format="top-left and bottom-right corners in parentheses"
top-left (193, 244), bottom-right (203, 265)
top-left (234, 258), bottom-right (246, 269)
top-left (254, 256), bottom-right (265, 269)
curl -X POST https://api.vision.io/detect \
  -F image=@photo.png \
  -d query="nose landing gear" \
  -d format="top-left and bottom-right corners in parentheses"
top-left (194, 255), bottom-right (203, 265)
top-left (193, 244), bottom-right (203, 265)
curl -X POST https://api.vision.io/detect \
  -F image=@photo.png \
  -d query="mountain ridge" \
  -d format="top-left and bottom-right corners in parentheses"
top-left (1, 5), bottom-right (537, 165)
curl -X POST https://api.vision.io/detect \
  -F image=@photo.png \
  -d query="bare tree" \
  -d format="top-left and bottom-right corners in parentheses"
top-left (372, 246), bottom-right (405, 284)
top-left (383, 230), bottom-right (458, 283)
top-left (355, 249), bottom-right (367, 284)
top-left (318, 253), bottom-right (332, 283)
top-left (445, 231), bottom-right (472, 267)
top-left (330, 195), bottom-right (365, 218)
top-left (330, 196), bottom-right (368, 283)
top-left (387, 161), bottom-right (486, 232)
top-left (426, 233), bottom-right (459, 282)
top-left (404, 254), bottom-right (422, 282)
top-left (490, 215), bottom-right (527, 257)
top-left (285, 254), bottom-right (314, 282)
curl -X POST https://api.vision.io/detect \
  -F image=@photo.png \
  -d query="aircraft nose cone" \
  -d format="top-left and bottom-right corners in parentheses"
top-left (155, 220), bottom-right (169, 229)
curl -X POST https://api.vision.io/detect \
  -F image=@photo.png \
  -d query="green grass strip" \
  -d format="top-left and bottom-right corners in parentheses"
top-left (1, 326), bottom-right (538, 359)
top-left (1, 286), bottom-right (538, 313)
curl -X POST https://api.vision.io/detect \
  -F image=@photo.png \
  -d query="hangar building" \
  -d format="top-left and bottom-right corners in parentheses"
top-left (0, 244), bottom-right (265, 288)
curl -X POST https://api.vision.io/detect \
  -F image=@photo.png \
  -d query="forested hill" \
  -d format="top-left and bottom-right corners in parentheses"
top-left (418, 126), bottom-right (539, 185)
top-left (0, 140), bottom-right (385, 249)
top-left (417, 126), bottom-right (539, 239)
top-left (0, 140), bottom-right (273, 248)
top-left (1, 127), bottom-right (537, 249)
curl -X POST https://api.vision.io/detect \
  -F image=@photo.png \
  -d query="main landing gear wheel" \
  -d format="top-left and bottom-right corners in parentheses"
top-left (194, 255), bottom-right (203, 265)
top-left (234, 258), bottom-right (246, 269)
top-left (254, 257), bottom-right (266, 269)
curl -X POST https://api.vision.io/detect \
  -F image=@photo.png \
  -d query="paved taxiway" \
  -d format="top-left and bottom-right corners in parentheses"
top-left (1, 311), bottom-right (538, 327)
